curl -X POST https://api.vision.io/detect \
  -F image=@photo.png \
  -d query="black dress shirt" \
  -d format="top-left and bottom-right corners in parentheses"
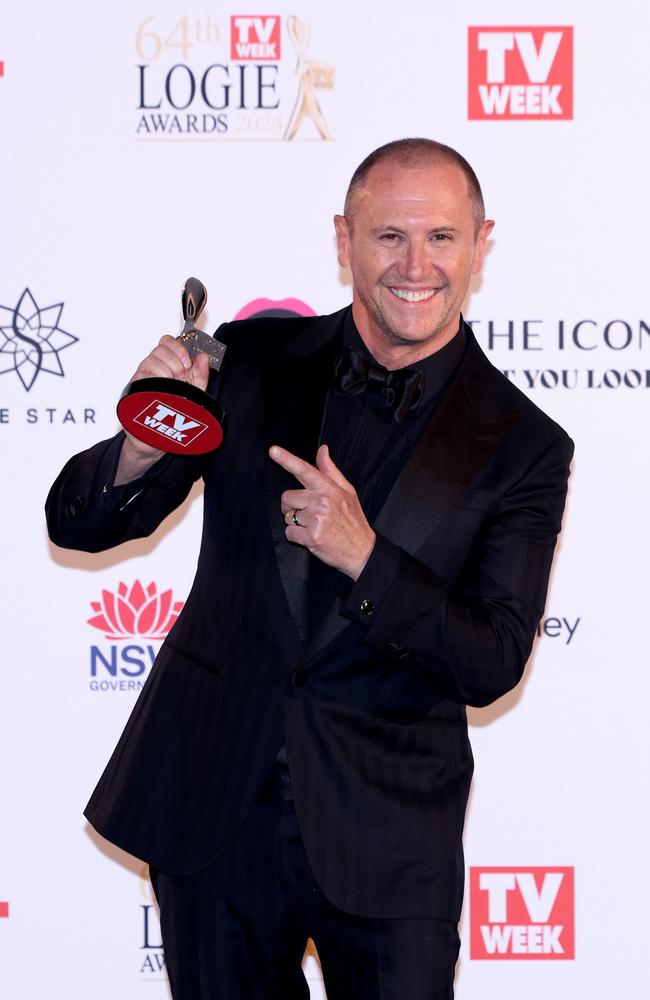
top-left (266, 310), bottom-right (467, 798)
top-left (308, 311), bottom-right (467, 634)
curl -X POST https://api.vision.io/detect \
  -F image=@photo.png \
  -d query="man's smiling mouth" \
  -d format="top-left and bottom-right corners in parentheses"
top-left (388, 288), bottom-right (439, 302)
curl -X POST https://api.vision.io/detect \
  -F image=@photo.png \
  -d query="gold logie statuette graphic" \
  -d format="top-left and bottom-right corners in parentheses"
top-left (284, 16), bottom-right (335, 141)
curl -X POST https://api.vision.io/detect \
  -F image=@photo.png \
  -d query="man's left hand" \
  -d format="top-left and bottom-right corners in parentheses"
top-left (270, 444), bottom-right (376, 581)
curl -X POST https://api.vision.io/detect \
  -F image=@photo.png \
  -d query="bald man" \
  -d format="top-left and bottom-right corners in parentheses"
top-left (47, 138), bottom-right (573, 999)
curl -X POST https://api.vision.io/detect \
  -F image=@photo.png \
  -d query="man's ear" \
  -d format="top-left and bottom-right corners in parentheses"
top-left (334, 214), bottom-right (351, 268)
top-left (472, 219), bottom-right (495, 275)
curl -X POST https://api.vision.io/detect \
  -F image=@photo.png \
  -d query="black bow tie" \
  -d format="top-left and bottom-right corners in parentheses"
top-left (333, 345), bottom-right (423, 423)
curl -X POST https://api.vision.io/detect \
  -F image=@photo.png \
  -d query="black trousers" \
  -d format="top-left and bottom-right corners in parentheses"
top-left (150, 795), bottom-right (460, 999)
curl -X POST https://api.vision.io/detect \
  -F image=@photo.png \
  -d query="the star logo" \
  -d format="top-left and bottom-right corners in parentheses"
top-left (0, 288), bottom-right (79, 391)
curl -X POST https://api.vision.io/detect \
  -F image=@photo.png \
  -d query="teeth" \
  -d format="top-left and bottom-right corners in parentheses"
top-left (389, 288), bottom-right (436, 302)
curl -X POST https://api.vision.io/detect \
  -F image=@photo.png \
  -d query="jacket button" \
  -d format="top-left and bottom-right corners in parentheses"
top-left (360, 598), bottom-right (375, 616)
top-left (291, 669), bottom-right (307, 687)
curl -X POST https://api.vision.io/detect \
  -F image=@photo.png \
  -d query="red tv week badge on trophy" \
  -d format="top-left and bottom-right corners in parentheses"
top-left (230, 15), bottom-right (281, 59)
top-left (470, 867), bottom-right (575, 959)
top-left (132, 398), bottom-right (209, 448)
top-left (468, 27), bottom-right (573, 119)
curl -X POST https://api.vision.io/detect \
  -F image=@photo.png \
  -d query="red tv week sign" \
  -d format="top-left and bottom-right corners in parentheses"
top-left (468, 27), bottom-right (573, 119)
top-left (231, 15), bottom-right (281, 60)
top-left (470, 867), bottom-right (575, 959)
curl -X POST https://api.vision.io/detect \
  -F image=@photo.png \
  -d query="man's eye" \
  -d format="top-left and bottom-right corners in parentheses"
top-left (432, 233), bottom-right (452, 242)
top-left (379, 233), bottom-right (400, 242)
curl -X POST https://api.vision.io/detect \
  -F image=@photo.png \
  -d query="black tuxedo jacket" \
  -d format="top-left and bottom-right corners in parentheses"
top-left (46, 307), bottom-right (573, 920)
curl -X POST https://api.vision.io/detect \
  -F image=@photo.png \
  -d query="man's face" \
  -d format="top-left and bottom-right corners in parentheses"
top-left (334, 159), bottom-right (494, 366)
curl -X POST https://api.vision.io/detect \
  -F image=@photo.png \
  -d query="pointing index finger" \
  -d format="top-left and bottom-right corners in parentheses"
top-left (269, 445), bottom-right (324, 488)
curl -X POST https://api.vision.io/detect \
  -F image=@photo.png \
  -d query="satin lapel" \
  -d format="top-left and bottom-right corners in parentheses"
top-left (302, 334), bottom-right (520, 663)
top-left (373, 376), bottom-right (519, 555)
top-left (263, 314), bottom-right (344, 646)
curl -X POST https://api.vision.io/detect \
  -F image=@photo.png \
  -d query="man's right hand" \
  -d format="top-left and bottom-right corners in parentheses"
top-left (115, 335), bottom-right (211, 486)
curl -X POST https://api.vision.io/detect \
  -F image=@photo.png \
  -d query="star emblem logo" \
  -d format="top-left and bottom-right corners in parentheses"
top-left (0, 288), bottom-right (79, 391)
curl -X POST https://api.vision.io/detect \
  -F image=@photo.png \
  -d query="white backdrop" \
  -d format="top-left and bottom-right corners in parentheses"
top-left (1, 1), bottom-right (649, 996)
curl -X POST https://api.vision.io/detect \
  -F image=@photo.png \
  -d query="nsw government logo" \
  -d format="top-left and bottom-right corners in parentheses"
top-left (135, 12), bottom-right (334, 140)
top-left (468, 27), bottom-right (573, 120)
top-left (88, 580), bottom-right (184, 692)
top-left (470, 867), bottom-right (575, 959)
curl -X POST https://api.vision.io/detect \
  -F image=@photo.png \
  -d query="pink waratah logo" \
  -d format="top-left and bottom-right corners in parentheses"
top-left (87, 581), bottom-right (184, 639)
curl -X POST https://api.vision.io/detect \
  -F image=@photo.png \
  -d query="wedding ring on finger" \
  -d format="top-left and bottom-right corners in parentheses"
top-left (291, 508), bottom-right (302, 527)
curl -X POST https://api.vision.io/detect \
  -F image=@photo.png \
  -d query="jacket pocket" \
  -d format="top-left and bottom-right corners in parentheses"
top-left (163, 638), bottom-right (222, 677)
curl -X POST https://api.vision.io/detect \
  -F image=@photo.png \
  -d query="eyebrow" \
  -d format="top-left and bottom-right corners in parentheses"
top-left (370, 225), bottom-right (461, 236)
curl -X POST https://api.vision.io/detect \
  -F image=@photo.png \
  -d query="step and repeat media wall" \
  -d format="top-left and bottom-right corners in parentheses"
top-left (1, 2), bottom-right (648, 997)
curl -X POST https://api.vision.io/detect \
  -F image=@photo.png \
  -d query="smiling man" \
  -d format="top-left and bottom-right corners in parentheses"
top-left (47, 138), bottom-right (573, 1000)
top-left (334, 147), bottom-right (492, 366)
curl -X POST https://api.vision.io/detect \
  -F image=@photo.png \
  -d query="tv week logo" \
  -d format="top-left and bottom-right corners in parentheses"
top-left (230, 15), bottom-right (281, 60)
top-left (133, 400), bottom-right (208, 447)
top-left (468, 27), bottom-right (573, 119)
top-left (470, 867), bottom-right (575, 959)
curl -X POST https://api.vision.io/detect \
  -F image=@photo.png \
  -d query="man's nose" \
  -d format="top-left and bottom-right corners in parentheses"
top-left (403, 241), bottom-right (428, 281)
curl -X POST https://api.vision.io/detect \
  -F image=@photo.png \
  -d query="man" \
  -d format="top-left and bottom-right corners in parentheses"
top-left (46, 139), bottom-right (573, 999)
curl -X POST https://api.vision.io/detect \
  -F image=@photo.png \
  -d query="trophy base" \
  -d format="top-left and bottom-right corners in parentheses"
top-left (117, 378), bottom-right (225, 456)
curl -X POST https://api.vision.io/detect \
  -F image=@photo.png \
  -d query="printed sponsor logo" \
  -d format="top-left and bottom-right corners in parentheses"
top-left (233, 296), bottom-right (317, 320)
top-left (0, 406), bottom-right (95, 425)
top-left (0, 901), bottom-right (9, 918)
top-left (135, 12), bottom-right (334, 140)
top-left (468, 317), bottom-right (650, 390)
top-left (231, 15), bottom-right (281, 60)
top-left (0, 287), bottom-right (95, 424)
top-left (537, 616), bottom-right (580, 646)
top-left (0, 288), bottom-right (79, 391)
top-left (470, 867), bottom-right (575, 959)
top-left (132, 399), bottom-right (208, 447)
top-left (88, 580), bottom-right (184, 692)
top-left (468, 27), bottom-right (573, 120)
